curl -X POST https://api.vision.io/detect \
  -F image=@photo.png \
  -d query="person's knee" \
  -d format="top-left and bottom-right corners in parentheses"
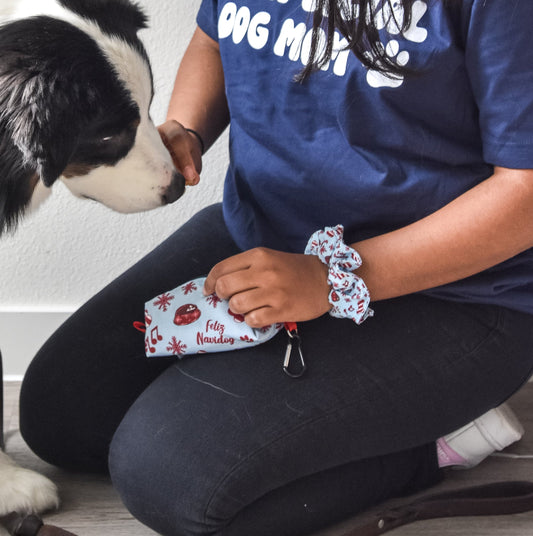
top-left (20, 340), bottom-right (110, 472)
top-left (109, 407), bottom-right (221, 536)
top-left (107, 362), bottom-right (275, 536)
top-left (19, 348), bottom-right (72, 469)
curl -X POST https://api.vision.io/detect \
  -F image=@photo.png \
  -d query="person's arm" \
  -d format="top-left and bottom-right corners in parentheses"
top-left (159, 27), bottom-right (229, 185)
top-left (351, 166), bottom-right (533, 300)
top-left (203, 166), bottom-right (533, 327)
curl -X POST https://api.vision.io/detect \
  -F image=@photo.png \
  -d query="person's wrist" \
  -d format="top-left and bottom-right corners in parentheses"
top-left (305, 225), bottom-right (374, 324)
top-left (184, 128), bottom-right (205, 155)
top-left (162, 119), bottom-right (205, 154)
top-left (309, 253), bottom-right (332, 315)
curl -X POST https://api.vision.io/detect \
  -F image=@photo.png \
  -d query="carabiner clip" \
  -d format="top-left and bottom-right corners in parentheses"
top-left (283, 323), bottom-right (307, 378)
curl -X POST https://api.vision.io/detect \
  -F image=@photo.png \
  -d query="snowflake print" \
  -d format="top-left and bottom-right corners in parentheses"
top-left (206, 294), bottom-right (222, 308)
top-left (167, 337), bottom-right (187, 356)
top-left (153, 292), bottom-right (175, 312)
top-left (182, 281), bottom-right (198, 295)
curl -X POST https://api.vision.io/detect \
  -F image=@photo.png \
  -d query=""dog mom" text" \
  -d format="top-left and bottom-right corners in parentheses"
top-left (217, 1), bottom-right (351, 77)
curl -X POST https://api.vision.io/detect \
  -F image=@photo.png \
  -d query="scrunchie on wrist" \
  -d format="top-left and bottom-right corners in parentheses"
top-left (305, 225), bottom-right (374, 324)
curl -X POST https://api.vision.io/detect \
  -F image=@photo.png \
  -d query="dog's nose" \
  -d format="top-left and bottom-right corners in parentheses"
top-left (162, 171), bottom-right (186, 205)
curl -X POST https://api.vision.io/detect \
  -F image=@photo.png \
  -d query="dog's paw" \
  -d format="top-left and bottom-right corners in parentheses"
top-left (0, 451), bottom-right (59, 516)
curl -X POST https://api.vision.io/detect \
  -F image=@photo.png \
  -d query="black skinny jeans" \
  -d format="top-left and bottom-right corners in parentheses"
top-left (20, 204), bottom-right (533, 536)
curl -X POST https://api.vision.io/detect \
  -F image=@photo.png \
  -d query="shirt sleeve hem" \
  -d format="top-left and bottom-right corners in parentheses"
top-left (483, 142), bottom-right (533, 170)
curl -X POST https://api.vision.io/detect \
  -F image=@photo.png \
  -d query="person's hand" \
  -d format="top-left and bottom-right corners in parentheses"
top-left (158, 120), bottom-right (203, 186)
top-left (203, 248), bottom-right (331, 327)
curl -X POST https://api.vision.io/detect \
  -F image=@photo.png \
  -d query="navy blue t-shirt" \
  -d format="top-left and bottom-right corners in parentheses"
top-left (197, 0), bottom-right (533, 314)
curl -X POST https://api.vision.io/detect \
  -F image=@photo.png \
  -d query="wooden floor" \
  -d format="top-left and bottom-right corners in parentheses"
top-left (2, 381), bottom-right (533, 535)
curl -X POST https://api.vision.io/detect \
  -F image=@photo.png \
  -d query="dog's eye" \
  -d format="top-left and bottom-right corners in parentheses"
top-left (101, 135), bottom-right (114, 142)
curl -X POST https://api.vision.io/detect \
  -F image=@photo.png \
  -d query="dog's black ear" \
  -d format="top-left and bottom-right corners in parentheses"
top-left (0, 115), bottom-right (42, 235)
top-left (31, 118), bottom-right (79, 188)
top-left (9, 82), bottom-right (80, 187)
top-left (1, 65), bottom-right (82, 187)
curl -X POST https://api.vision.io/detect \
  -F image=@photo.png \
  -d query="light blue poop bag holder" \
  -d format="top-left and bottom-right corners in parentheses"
top-left (134, 277), bottom-right (306, 378)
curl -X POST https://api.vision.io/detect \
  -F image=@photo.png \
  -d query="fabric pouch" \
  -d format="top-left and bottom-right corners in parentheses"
top-left (137, 277), bottom-right (283, 358)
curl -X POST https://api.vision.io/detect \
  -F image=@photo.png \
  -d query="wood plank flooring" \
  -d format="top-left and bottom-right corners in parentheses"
top-left (3, 381), bottom-right (533, 535)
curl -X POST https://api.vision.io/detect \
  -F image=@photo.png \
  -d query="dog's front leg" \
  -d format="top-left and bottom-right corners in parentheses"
top-left (0, 451), bottom-right (59, 518)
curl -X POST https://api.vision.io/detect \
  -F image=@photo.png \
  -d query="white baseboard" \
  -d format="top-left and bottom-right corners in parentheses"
top-left (0, 310), bottom-right (73, 377)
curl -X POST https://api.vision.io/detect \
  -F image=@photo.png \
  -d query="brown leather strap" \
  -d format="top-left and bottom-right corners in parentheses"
top-left (0, 513), bottom-right (42, 536)
top-left (34, 525), bottom-right (78, 536)
top-left (0, 514), bottom-right (78, 536)
top-left (2, 481), bottom-right (533, 536)
top-left (340, 481), bottom-right (533, 536)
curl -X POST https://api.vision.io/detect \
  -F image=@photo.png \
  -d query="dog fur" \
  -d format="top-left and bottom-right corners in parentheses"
top-left (1, 0), bottom-right (184, 518)
top-left (0, 450), bottom-right (59, 517)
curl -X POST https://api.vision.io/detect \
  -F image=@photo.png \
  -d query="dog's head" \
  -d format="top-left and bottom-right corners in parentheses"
top-left (0, 1), bottom-right (185, 235)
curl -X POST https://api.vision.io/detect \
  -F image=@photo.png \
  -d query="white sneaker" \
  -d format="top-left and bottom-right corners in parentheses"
top-left (436, 403), bottom-right (524, 469)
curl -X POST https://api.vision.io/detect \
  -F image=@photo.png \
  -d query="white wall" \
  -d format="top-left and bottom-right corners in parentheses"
top-left (0, 0), bottom-right (229, 376)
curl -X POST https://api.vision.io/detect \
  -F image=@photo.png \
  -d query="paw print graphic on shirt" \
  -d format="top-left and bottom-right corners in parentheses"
top-left (402, 0), bottom-right (429, 43)
top-left (365, 0), bottom-right (428, 89)
top-left (376, 0), bottom-right (428, 43)
top-left (366, 40), bottom-right (409, 88)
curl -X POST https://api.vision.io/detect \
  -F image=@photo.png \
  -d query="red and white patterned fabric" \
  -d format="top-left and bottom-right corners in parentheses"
top-left (305, 225), bottom-right (373, 324)
top-left (141, 277), bottom-right (283, 358)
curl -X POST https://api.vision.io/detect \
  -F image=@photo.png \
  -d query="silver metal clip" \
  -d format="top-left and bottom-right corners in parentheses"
top-left (283, 325), bottom-right (306, 378)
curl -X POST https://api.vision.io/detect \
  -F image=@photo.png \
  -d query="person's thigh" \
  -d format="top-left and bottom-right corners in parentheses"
top-left (19, 203), bottom-right (240, 471)
top-left (109, 296), bottom-right (533, 535)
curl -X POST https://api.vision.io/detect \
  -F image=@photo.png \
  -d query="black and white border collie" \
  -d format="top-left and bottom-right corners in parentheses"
top-left (0, 0), bottom-right (185, 237)
top-left (1, 0), bottom-right (184, 518)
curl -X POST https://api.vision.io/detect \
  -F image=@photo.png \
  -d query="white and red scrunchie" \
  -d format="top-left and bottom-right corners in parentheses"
top-left (305, 225), bottom-right (374, 324)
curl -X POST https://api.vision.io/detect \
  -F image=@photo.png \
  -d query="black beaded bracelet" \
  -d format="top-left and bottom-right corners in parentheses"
top-left (185, 128), bottom-right (205, 155)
